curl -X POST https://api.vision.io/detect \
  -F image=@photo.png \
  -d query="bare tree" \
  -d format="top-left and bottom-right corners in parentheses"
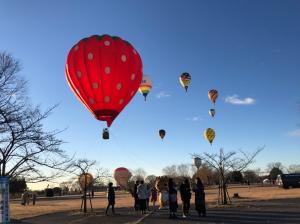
top-left (0, 52), bottom-right (71, 183)
top-left (162, 165), bottom-right (178, 177)
top-left (177, 164), bottom-right (192, 177)
top-left (70, 159), bottom-right (110, 213)
top-left (267, 162), bottom-right (284, 171)
top-left (192, 164), bottom-right (215, 185)
top-left (132, 168), bottom-right (147, 181)
top-left (193, 147), bottom-right (264, 205)
top-left (288, 164), bottom-right (300, 173)
top-left (145, 175), bottom-right (156, 186)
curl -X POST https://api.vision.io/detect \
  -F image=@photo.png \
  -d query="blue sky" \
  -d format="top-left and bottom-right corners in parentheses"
top-left (1, 0), bottom-right (300, 185)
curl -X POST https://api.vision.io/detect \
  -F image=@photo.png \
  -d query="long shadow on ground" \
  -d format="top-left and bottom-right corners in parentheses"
top-left (15, 198), bottom-right (300, 224)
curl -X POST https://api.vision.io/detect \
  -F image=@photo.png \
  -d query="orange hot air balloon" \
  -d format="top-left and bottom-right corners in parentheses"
top-left (65, 35), bottom-right (143, 128)
top-left (208, 89), bottom-right (218, 104)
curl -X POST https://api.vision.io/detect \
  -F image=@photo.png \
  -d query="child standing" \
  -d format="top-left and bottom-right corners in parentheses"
top-left (150, 186), bottom-right (158, 211)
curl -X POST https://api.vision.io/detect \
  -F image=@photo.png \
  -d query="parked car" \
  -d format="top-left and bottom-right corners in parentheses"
top-left (276, 174), bottom-right (300, 189)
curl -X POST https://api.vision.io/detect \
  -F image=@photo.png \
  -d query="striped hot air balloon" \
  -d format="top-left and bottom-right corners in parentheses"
top-left (193, 157), bottom-right (202, 169)
top-left (139, 75), bottom-right (152, 101)
top-left (204, 128), bottom-right (215, 145)
top-left (179, 72), bottom-right (191, 92)
top-left (208, 89), bottom-right (218, 104)
top-left (209, 109), bottom-right (216, 117)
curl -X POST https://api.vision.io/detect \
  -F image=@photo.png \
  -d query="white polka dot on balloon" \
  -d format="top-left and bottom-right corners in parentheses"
top-left (104, 40), bottom-right (110, 46)
top-left (92, 82), bottom-right (99, 89)
top-left (104, 96), bottom-right (110, 103)
top-left (116, 83), bottom-right (122, 90)
top-left (76, 71), bottom-right (82, 78)
top-left (131, 73), bottom-right (136, 80)
top-left (105, 67), bottom-right (111, 74)
top-left (119, 99), bottom-right (124, 105)
top-left (121, 55), bottom-right (127, 62)
top-left (88, 53), bottom-right (93, 60)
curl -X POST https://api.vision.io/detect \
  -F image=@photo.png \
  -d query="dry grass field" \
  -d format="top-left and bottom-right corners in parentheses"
top-left (10, 185), bottom-right (300, 223)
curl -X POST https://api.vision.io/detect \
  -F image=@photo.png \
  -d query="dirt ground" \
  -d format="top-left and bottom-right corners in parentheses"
top-left (10, 185), bottom-right (300, 224)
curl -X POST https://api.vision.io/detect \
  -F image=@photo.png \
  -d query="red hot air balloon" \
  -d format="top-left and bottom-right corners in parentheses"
top-left (114, 167), bottom-right (132, 188)
top-left (65, 35), bottom-right (143, 128)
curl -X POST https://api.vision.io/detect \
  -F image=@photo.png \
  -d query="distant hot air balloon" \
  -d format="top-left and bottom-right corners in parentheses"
top-left (204, 128), bottom-right (215, 145)
top-left (65, 35), bottom-right (143, 138)
top-left (209, 109), bottom-right (216, 117)
top-left (114, 167), bottom-right (132, 188)
top-left (78, 173), bottom-right (94, 190)
top-left (139, 75), bottom-right (152, 101)
top-left (193, 157), bottom-right (202, 169)
top-left (179, 72), bottom-right (191, 92)
top-left (159, 129), bottom-right (166, 140)
top-left (208, 89), bottom-right (218, 104)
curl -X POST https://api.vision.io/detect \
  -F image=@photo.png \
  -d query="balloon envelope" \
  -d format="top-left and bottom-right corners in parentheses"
top-left (65, 35), bottom-right (143, 127)
top-left (209, 109), bottom-right (216, 117)
top-left (114, 167), bottom-right (132, 187)
top-left (204, 128), bottom-right (215, 145)
top-left (179, 73), bottom-right (191, 92)
top-left (139, 75), bottom-right (152, 101)
top-left (193, 157), bottom-right (202, 169)
top-left (208, 89), bottom-right (218, 104)
top-left (78, 173), bottom-right (94, 189)
top-left (159, 129), bottom-right (166, 139)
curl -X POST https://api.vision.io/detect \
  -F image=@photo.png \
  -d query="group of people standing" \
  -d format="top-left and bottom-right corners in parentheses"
top-left (168, 177), bottom-right (206, 218)
top-left (133, 180), bottom-right (157, 214)
top-left (106, 177), bottom-right (206, 219)
top-left (178, 177), bottom-right (206, 218)
top-left (21, 191), bottom-right (37, 206)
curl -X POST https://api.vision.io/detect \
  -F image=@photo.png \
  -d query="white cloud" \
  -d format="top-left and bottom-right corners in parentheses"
top-left (225, 95), bottom-right (256, 105)
top-left (288, 129), bottom-right (300, 137)
top-left (185, 116), bottom-right (203, 122)
top-left (156, 91), bottom-right (171, 99)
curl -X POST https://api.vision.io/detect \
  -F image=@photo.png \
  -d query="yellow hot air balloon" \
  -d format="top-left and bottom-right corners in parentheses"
top-left (204, 128), bottom-right (215, 145)
top-left (139, 75), bottom-right (152, 101)
top-left (208, 89), bottom-right (218, 104)
top-left (179, 72), bottom-right (191, 92)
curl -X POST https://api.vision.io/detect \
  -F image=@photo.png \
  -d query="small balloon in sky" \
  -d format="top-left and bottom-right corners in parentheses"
top-left (159, 129), bottom-right (166, 140)
top-left (179, 72), bottom-right (191, 92)
top-left (139, 75), bottom-right (152, 101)
top-left (193, 157), bottom-right (202, 169)
top-left (209, 109), bottom-right (216, 117)
top-left (208, 89), bottom-right (218, 104)
top-left (204, 128), bottom-right (215, 145)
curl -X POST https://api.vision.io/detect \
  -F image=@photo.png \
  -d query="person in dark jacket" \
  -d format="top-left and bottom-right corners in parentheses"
top-left (179, 178), bottom-right (191, 217)
top-left (105, 182), bottom-right (115, 215)
top-left (168, 178), bottom-right (178, 219)
top-left (133, 180), bottom-right (140, 211)
top-left (193, 177), bottom-right (206, 217)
